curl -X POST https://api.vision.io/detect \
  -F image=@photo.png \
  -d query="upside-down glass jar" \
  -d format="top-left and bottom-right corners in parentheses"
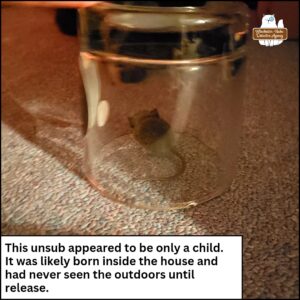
top-left (78, 1), bottom-right (249, 210)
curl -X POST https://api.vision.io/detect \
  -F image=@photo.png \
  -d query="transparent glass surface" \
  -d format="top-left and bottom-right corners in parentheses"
top-left (78, 1), bottom-right (249, 210)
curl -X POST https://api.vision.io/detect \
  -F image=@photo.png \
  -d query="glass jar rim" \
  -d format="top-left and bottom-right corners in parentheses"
top-left (88, 1), bottom-right (249, 15)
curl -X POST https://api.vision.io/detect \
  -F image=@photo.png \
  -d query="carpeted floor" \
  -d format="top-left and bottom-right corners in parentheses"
top-left (1, 7), bottom-right (299, 299)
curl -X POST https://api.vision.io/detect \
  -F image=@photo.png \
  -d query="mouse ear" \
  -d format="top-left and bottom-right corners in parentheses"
top-left (150, 108), bottom-right (159, 118)
top-left (128, 117), bottom-right (134, 128)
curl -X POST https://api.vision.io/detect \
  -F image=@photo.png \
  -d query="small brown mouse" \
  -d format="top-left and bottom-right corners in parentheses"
top-left (128, 109), bottom-right (185, 180)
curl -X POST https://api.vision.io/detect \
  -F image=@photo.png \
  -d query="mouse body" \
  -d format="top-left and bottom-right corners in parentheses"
top-left (129, 109), bottom-right (171, 154)
top-left (128, 109), bottom-right (185, 180)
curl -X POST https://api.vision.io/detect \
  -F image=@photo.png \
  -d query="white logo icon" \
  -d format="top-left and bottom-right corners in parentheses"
top-left (259, 14), bottom-right (284, 47)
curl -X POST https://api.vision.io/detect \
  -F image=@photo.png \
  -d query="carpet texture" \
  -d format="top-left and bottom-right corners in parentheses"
top-left (2, 7), bottom-right (299, 299)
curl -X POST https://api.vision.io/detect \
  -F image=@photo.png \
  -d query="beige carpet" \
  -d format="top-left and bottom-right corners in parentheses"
top-left (2, 7), bottom-right (299, 299)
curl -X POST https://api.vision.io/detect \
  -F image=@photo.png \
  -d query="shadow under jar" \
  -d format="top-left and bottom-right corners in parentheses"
top-left (78, 1), bottom-right (249, 210)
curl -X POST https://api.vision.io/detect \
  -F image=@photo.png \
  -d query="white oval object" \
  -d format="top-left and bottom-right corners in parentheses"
top-left (97, 100), bottom-right (110, 127)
